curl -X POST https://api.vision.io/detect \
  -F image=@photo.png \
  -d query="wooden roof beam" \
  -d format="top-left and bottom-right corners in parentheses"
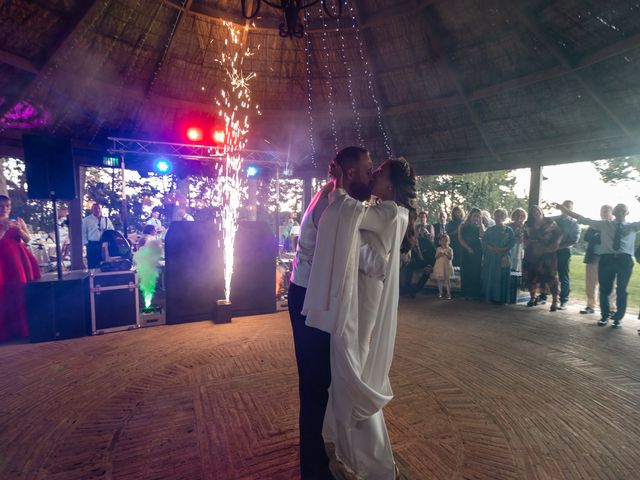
top-left (0, 0), bottom-right (102, 120)
top-left (0, 0), bottom-right (99, 122)
top-left (145, 0), bottom-right (193, 96)
top-left (0, 49), bottom-right (38, 75)
top-left (513, 5), bottom-right (637, 141)
top-left (417, 4), bottom-right (501, 163)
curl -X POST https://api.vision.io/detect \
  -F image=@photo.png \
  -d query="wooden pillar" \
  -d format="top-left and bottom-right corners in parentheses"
top-left (528, 165), bottom-right (542, 210)
top-left (69, 158), bottom-right (85, 270)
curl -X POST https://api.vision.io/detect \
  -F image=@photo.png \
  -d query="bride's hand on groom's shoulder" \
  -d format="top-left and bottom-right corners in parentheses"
top-left (319, 180), bottom-right (335, 199)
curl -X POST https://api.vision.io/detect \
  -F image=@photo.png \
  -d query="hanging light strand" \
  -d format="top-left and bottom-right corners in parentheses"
top-left (334, 12), bottom-right (363, 146)
top-left (52, 0), bottom-right (144, 135)
top-left (303, 9), bottom-right (317, 167)
top-left (318, 4), bottom-right (340, 154)
top-left (345, 0), bottom-right (392, 158)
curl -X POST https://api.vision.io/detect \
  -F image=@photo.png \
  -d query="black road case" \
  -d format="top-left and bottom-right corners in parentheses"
top-left (89, 271), bottom-right (139, 334)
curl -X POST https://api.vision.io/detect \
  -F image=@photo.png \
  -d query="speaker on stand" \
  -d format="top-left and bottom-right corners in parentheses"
top-left (22, 134), bottom-right (76, 280)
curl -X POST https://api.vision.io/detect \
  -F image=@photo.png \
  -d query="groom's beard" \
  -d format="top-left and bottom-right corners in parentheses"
top-left (349, 181), bottom-right (372, 202)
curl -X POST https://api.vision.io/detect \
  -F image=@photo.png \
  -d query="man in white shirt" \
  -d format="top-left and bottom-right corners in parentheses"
top-left (146, 209), bottom-right (164, 232)
top-left (82, 203), bottom-right (114, 268)
top-left (288, 146), bottom-right (373, 480)
top-left (555, 202), bottom-right (640, 327)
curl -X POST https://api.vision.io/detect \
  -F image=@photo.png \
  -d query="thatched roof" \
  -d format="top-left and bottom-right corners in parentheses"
top-left (1, 0), bottom-right (639, 174)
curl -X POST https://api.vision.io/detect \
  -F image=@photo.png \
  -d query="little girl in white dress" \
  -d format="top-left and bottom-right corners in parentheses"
top-left (433, 234), bottom-right (454, 299)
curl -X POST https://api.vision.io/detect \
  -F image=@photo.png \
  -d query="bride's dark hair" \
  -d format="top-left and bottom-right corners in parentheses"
top-left (383, 158), bottom-right (417, 254)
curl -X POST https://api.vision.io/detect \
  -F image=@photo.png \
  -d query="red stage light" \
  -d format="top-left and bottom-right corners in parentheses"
top-left (213, 130), bottom-right (225, 144)
top-left (186, 127), bottom-right (203, 142)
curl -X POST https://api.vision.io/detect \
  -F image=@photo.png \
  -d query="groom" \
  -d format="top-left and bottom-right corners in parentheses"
top-left (288, 146), bottom-right (373, 480)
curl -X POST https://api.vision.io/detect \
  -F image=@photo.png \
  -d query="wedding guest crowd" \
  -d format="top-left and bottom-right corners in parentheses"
top-left (401, 199), bottom-right (638, 327)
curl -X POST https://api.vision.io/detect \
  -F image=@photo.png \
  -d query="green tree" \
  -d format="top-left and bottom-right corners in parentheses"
top-left (594, 156), bottom-right (640, 194)
top-left (416, 170), bottom-right (527, 219)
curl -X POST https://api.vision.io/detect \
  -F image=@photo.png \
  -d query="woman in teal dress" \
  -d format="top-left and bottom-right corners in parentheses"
top-left (482, 209), bottom-right (515, 304)
top-left (458, 207), bottom-right (484, 299)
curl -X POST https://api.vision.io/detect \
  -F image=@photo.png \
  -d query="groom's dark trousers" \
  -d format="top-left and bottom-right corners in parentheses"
top-left (288, 282), bottom-right (332, 478)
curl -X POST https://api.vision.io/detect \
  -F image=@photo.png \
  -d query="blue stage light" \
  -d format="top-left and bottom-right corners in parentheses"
top-left (246, 165), bottom-right (260, 177)
top-left (154, 158), bottom-right (171, 174)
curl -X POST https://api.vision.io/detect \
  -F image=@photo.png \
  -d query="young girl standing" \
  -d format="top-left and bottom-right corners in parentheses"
top-left (433, 233), bottom-right (454, 299)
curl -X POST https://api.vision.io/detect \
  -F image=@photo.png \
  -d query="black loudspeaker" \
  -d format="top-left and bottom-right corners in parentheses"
top-left (26, 271), bottom-right (91, 342)
top-left (165, 221), bottom-right (224, 324)
top-left (22, 134), bottom-right (76, 200)
top-left (230, 221), bottom-right (277, 316)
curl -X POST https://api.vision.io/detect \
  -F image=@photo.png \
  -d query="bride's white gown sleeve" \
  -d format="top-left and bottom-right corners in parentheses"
top-left (302, 188), bottom-right (408, 479)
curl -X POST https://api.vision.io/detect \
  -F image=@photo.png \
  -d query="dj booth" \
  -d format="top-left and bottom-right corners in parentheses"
top-left (26, 221), bottom-right (277, 343)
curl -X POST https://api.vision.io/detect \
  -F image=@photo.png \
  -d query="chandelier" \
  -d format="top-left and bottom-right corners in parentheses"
top-left (241, 1), bottom-right (343, 39)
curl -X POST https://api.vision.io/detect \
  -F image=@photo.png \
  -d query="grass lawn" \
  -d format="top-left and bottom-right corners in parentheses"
top-left (568, 254), bottom-right (640, 311)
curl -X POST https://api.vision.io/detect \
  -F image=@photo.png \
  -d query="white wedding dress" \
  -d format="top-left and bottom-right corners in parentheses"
top-left (303, 189), bottom-right (408, 480)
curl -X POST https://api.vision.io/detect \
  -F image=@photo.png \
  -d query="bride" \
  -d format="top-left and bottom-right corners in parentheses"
top-left (303, 158), bottom-right (417, 479)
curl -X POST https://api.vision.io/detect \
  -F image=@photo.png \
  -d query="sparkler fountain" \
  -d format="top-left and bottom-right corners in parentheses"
top-left (214, 21), bottom-right (261, 322)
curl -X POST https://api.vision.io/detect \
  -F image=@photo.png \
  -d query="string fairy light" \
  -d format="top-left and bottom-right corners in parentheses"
top-left (345, 0), bottom-right (393, 158)
top-left (303, 9), bottom-right (317, 167)
top-left (333, 8), bottom-right (363, 146)
top-left (318, 4), bottom-right (340, 154)
top-left (215, 21), bottom-right (260, 302)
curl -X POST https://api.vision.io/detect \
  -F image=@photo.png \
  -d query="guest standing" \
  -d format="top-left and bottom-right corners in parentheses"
top-left (523, 206), bottom-right (562, 311)
top-left (482, 209), bottom-right (515, 304)
top-left (433, 234), bottom-right (454, 299)
top-left (176, 208), bottom-right (194, 221)
top-left (509, 208), bottom-right (527, 272)
top-left (581, 205), bottom-right (616, 316)
top-left (555, 202), bottom-right (640, 327)
top-left (416, 210), bottom-right (435, 243)
top-left (0, 195), bottom-right (41, 341)
top-left (82, 203), bottom-right (114, 269)
top-left (433, 211), bottom-right (448, 240)
top-left (447, 206), bottom-right (464, 267)
top-left (553, 200), bottom-right (581, 309)
top-left (458, 207), bottom-right (484, 299)
top-left (146, 208), bottom-right (164, 232)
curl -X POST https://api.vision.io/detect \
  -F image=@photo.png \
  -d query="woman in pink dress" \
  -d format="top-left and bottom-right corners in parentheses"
top-left (0, 195), bottom-right (41, 341)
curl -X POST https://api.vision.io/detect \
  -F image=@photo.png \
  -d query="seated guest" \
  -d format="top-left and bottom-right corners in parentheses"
top-left (404, 220), bottom-right (437, 298)
top-left (523, 205), bottom-right (562, 311)
top-left (555, 202), bottom-right (640, 328)
top-left (0, 195), bottom-right (41, 341)
top-left (581, 205), bottom-right (616, 316)
top-left (509, 208), bottom-right (527, 272)
top-left (482, 209), bottom-right (515, 304)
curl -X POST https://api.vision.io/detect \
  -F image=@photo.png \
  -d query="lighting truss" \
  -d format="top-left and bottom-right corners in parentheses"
top-left (107, 137), bottom-right (226, 160)
top-left (107, 137), bottom-right (286, 167)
